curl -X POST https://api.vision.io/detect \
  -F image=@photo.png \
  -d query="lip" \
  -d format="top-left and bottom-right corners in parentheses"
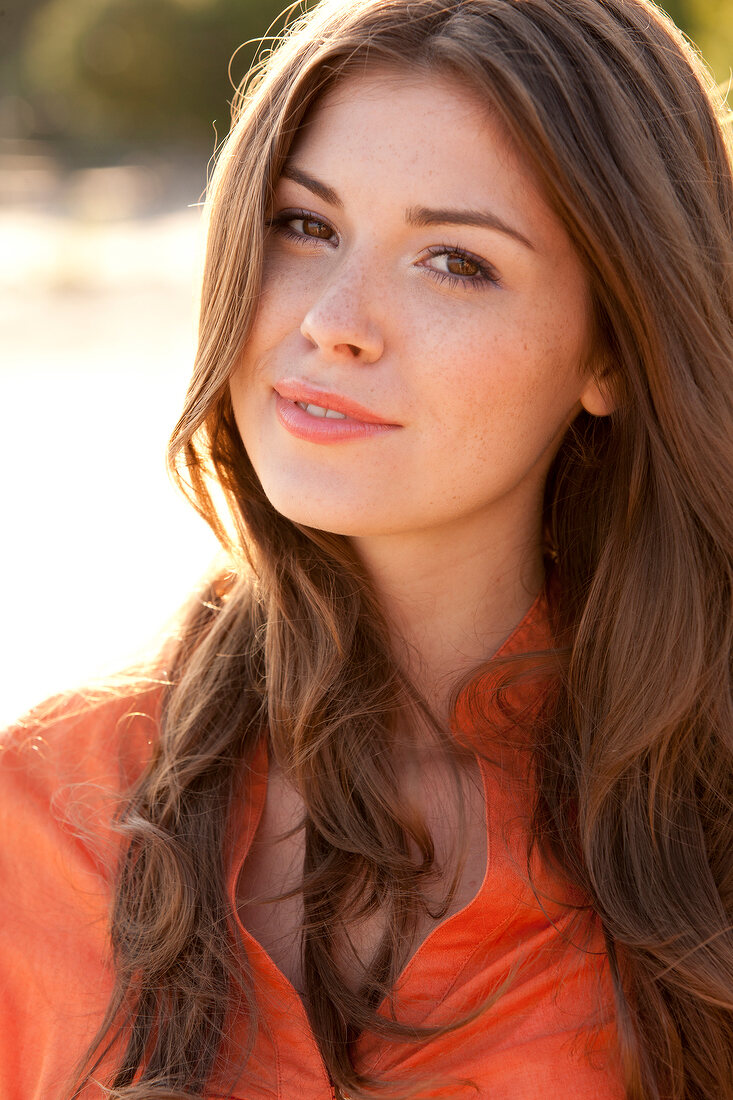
top-left (274, 393), bottom-right (400, 445)
top-left (273, 379), bottom-right (399, 425)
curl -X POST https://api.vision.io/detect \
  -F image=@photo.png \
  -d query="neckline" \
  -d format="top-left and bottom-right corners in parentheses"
top-left (226, 741), bottom-right (494, 1053)
top-left (370, 584), bottom-right (552, 1004)
top-left (226, 583), bottom-right (553, 1023)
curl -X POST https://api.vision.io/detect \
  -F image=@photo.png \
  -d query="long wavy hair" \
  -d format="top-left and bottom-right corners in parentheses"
top-left (71, 0), bottom-right (733, 1097)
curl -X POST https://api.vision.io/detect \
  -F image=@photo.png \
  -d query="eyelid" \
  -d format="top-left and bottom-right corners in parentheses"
top-left (267, 208), bottom-right (338, 242)
top-left (267, 208), bottom-right (502, 289)
top-left (420, 244), bottom-right (502, 289)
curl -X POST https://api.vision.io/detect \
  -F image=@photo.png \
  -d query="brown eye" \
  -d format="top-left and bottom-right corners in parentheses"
top-left (445, 252), bottom-right (479, 277)
top-left (302, 216), bottom-right (333, 239)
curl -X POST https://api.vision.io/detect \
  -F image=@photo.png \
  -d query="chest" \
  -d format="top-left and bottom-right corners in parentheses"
top-left (235, 755), bottom-right (489, 998)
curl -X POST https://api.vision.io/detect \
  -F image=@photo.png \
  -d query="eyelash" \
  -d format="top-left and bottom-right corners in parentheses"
top-left (266, 209), bottom-right (501, 291)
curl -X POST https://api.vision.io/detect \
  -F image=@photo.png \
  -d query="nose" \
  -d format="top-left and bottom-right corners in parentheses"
top-left (299, 259), bottom-right (385, 364)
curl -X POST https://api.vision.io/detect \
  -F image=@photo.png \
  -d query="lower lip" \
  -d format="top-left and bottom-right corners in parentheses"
top-left (274, 393), bottom-right (399, 444)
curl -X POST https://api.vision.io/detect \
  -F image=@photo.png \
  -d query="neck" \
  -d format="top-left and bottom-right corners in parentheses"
top-left (350, 511), bottom-right (545, 721)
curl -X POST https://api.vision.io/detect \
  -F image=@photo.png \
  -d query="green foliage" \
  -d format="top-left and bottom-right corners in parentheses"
top-left (681, 0), bottom-right (733, 89)
top-left (19, 0), bottom-right (312, 150)
top-left (12, 0), bottom-right (733, 154)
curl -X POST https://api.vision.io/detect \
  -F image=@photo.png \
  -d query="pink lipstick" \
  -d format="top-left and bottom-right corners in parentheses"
top-left (273, 380), bottom-right (401, 445)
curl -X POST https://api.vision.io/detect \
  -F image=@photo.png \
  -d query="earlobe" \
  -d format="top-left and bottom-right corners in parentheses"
top-left (580, 372), bottom-right (617, 417)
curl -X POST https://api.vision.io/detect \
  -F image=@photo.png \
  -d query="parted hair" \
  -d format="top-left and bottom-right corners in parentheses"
top-left (71, 1), bottom-right (733, 1097)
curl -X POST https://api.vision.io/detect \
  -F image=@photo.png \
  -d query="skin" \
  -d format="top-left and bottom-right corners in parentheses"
top-left (230, 67), bottom-right (616, 990)
top-left (229, 66), bottom-right (614, 717)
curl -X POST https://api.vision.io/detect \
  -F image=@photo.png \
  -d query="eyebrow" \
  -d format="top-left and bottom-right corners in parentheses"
top-left (280, 163), bottom-right (536, 252)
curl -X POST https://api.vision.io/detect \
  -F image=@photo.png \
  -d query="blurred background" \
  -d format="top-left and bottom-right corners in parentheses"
top-left (0, 0), bottom-right (731, 724)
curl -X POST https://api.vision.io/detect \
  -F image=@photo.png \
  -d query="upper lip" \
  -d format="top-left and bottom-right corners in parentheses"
top-left (273, 379), bottom-right (399, 425)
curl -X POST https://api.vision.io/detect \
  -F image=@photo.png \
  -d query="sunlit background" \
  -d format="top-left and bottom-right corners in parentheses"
top-left (1, 0), bottom-right (731, 725)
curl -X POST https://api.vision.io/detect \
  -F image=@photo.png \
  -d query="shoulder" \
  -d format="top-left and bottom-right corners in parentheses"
top-left (0, 682), bottom-right (167, 1099)
top-left (1, 679), bottom-right (165, 783)
top-left (0, 680), bottom-right (166, 872)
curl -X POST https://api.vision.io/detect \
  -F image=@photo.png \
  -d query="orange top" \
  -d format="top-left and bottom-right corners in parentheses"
top-left (0, 590), bottom-right (624, 1100)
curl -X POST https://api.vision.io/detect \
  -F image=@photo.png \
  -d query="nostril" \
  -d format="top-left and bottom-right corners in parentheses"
top-left (346, 344), bottom-right (360, 356)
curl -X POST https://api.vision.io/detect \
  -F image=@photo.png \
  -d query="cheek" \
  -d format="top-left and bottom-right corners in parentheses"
top-left (247, 249), bottom-right (312, 353)
top-left (413, 304), bottom-right (588, 460)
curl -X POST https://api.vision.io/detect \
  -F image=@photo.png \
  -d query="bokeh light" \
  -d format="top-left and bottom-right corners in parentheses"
top-left (1, 0), bottom-right (731, 724)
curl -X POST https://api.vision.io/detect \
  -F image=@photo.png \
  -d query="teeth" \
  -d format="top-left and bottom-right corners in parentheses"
top-left (296, 401), bottom-right (347, 420)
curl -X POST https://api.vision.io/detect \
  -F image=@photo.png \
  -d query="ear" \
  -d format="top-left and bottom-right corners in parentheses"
top-left (579, 362), bottom-right (618, 417)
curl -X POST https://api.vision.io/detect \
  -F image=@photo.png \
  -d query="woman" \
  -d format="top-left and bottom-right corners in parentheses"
top-left (1, 0), bottom-right (731, 1097)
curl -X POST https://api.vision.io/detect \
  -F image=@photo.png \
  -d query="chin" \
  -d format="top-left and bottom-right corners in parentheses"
top-left (250, 465), bottom-right (378, 532)
top-left (257, 485), bottom-right (394, 538)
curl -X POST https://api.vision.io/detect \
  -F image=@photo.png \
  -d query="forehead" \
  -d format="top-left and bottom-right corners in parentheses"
top-left (284, 66), bottom-right (563, 254)
top-left (292, 65), bottom-right (510, 167)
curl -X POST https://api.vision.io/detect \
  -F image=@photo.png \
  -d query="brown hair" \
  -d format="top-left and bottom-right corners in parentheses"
top-left (72, 1), bottom-right (733, 1097)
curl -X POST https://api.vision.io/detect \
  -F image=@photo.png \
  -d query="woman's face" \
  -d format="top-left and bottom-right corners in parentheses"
top-left (229, 68), bottom-right (610, 542)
